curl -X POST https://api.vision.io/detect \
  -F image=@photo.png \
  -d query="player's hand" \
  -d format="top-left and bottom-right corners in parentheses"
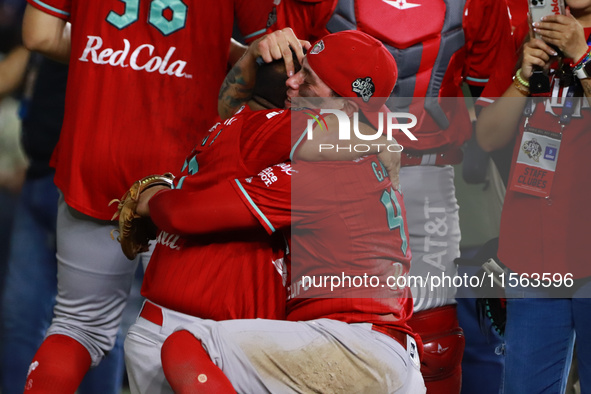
top-left (377, 149), bottom-right (401, 190)
top-left (520, 37), bottom-right (557, 80)
top-left (136, 185), bottom-right (170, 217)
top-left (248, 28), bottom-right (310, 76)
top-left (533, 9), bottom-right (589, 61)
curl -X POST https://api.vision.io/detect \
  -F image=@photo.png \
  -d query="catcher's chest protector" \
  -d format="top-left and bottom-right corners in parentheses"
top-left (326, 0), bottom-right (466, 129)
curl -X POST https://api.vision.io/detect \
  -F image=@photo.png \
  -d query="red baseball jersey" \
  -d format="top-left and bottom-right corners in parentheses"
top-left (232, 158), bottom-right (416, 336)
top-left (478, 27), bottom-right (591, 279)
top-left (142, 106), bottom-right (301, 319)
top-left (28, 0), bottom-right (273, 220)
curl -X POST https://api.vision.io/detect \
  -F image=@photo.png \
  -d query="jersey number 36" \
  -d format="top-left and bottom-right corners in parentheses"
top-left (107, 0), bottom-right (187, 36)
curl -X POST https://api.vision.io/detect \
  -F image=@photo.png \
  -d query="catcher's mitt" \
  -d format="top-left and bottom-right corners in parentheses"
top-left (109, 173), bottom-right (175, 260)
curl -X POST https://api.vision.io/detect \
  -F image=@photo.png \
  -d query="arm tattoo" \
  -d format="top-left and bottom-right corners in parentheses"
top-left (218, 65), bottom-right (254, 119)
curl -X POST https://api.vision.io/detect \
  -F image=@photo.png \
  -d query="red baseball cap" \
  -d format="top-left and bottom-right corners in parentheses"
top-left (306, 30), bottom-right (398, 130)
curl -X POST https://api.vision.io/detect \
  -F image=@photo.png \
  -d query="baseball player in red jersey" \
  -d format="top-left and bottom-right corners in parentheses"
top-left (162, 158), bottom-right (425, 393)
top-left (125, 104), bottom-right (297, 394)
top-left (239, 2), bottom-right (512, 392)
top-left (20, 0), bottom-right (277, 392)
top-left (141, 30), bottom-right (425, 393)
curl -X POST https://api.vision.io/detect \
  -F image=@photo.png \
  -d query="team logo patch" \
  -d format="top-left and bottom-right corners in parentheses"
top-left (310, 40), bottom-right (325, 55)
top-left (522, 138), bottom-right (542, 162)
top-left (352, 77), bottom-right (375, 102)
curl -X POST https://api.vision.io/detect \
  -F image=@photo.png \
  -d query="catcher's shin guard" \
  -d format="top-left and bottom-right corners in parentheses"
top-left (408, 305), bottom-right (465, 394)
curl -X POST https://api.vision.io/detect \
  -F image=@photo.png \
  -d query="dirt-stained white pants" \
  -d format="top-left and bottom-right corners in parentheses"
top-left (125, 301), bottom-right (425, 394)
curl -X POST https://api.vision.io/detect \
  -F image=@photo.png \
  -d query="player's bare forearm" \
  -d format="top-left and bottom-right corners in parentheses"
top-left (218, 62), bottom-right (256, 119)
top-left (22, 4), bottom-right (71, 63)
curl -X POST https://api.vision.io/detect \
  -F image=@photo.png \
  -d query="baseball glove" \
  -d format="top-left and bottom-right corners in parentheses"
top-left (109, 173), bottom-right (175, 260)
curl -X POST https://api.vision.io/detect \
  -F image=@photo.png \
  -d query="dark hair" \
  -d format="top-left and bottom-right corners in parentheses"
top-left (252, 49), bottom-right (303, 109)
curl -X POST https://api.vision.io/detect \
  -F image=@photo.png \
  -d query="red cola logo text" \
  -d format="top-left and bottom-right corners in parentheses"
top-left (78, 36), bottom-right (190, 78)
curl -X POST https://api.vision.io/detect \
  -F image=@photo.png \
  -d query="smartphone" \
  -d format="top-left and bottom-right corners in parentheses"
top-left (529, 0), bottom-right (566, 39)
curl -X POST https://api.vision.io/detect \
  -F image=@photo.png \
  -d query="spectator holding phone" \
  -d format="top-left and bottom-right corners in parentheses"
top-left (476, 1), bottom-right (591, 392)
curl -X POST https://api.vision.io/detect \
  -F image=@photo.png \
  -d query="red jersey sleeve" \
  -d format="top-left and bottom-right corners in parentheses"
top-left (463, 0), bottom-right (513, 87)
top-left (27, 0), bottom-right (70, 20)
top-left (148, 108), bottom-right (310, 237)
top-left (476, 18), bottom-right (529, 108)
top-left (231, 160), bottom-right (345, 235)
top-left (149, 183), bottom-right (260, 236)
top-left (475, 64), bottom-right (514, 108)
top-left (231, 163), bottom-right (294, 235)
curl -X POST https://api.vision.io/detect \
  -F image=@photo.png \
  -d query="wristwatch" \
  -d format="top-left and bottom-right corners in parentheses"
top-left (574, 60), bottom-right (591, 80)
